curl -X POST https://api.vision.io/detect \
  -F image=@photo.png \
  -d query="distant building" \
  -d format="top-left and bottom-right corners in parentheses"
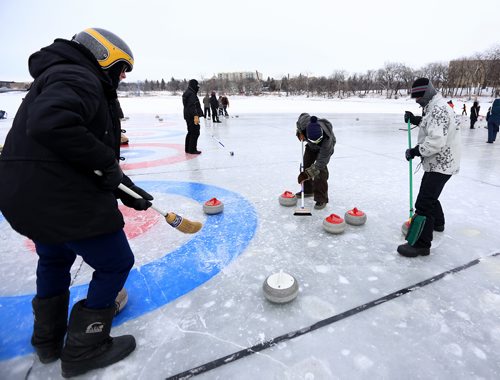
top-left (216, 71), bottom-right (263, 81)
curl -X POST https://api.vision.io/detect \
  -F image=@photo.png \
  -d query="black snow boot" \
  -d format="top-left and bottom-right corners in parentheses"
top-left (31, 291), bottom-right (69, 363)
top-left (60, 300), bottom-right (136, 378)
top-left (397, 243), bottom-right (430, 258)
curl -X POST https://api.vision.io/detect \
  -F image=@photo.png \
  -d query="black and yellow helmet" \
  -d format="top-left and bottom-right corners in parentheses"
top-left (73, 28), bottom-right (134, 72)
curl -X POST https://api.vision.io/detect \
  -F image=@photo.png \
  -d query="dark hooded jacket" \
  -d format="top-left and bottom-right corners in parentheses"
top-left (182, 80), bottom-right (204, 121)
top-left (296, 113), bottom-right (336, 170)
top-left (0, 39), bottom-right (128, 244)
top-left (486, 99), bottom-right (500, 125)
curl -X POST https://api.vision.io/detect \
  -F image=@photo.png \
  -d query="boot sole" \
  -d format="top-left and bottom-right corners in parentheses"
top-left (61, 337), bottom-right (136, 378)
top-left (397, 246), bottom-right (430, 257)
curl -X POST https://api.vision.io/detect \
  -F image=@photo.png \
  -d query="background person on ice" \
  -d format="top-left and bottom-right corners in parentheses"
top-left (398, 78), bottom-right (461, 258)
top-left (486, 99), bottom-right (500, 143)
top-left (220, 94), bottom-right (230, 116)
top-left (182, 79), bottom-right (204, 154)
top-left (470, 100), bottom-right (480, 129)
top-left (296, 114), bottom-right (336, 210)
top-left (0, 28), bottom-right (153, 377)
top-left (202, 93), bottom-right (211, 119)
top-left (209, 91), bottom-right (221, 123)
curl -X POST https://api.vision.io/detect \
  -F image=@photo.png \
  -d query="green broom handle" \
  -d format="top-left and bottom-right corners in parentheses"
top-left (407, 119), bottom-right (414, 218)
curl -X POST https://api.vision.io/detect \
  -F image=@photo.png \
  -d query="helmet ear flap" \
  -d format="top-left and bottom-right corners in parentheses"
top-left (73, 28), bottom-right (134, 72)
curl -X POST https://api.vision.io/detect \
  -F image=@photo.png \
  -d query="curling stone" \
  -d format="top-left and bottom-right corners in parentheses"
top-left (158, 118), bottom-right (164, 122)
top-left (114, 288), bottom-right (128, 316)
top-left (401, 220), bottom-right (410, 236)
top-left (155, 115), bottom-right (159, 118)
top-left (344, 207), bottom-right (367, 226)
top-left (230, 151), bottom-right (234, 156)
top-left (322, 213), bottom-right (347, 234)
top-left (203, 197), bottom-right (224, 215)
top-left (279, 191), bottom-right (298, 207)
top-left (263, 270), bottom-right (299, 304)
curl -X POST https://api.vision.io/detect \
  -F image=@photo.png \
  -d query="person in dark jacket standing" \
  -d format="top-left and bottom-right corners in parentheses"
top-left (470, 101), bottom-right (480, 129)
top-left (182, 79), bottom-right (204, 154)
top-left (486, 99), bottom-right (500, 143)
top-left (295, 114), bottom-right (336, 210)
top-left (209, 91), bottom-right (221, 123)
top-left (0, 28), bottom-right (152, 377)
top-left (220, 94), bottom-right (230, 116)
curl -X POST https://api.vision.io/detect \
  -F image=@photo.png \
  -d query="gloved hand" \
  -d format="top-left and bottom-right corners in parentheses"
top-left (99, 161), bottom-right (123, 191)
top-left (194, 115), bottom-right (200, 125)
top-left (405, 145), bottom-right (421, 161)
top-left (305, 164), bottom-right (320, 179)
top-left (119, 185), bottom-right (154, 210)
top-left (297, 171), bottom-right (310, 183)
top-left (404, 111), bottom-right (422, 126)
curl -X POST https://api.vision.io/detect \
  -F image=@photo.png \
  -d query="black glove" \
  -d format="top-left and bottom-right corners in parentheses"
top-left (404, 111), bottom-right (422, 126)
top-left (297, 171), bottom-right (310, 184)
top-left (99, 161), bottom-right (123, 191)
top-left (405, 145), bottom-right (421, 161)
top-left (119, 184), bottom-right (154, 211)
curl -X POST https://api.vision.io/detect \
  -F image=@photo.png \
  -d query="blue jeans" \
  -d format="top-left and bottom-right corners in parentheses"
top-left (34, 229), bottom-right (134, 309)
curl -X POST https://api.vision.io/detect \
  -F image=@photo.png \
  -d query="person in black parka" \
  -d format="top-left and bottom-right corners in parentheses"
top-left (209, 91), bottom-right (221, 123)
top-left (0, 28), bottom-right (152, 377)
top-left (470, 101), bottom-right (480, 129)
top-left (182, 79), bottom-right (204, 154)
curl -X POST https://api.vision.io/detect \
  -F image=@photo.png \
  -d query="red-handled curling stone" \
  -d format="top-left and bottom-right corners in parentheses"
top-left (344, 207), bottom-right (367, 226)
top-left (322, 213), bottom-right (346, 234)
top-left (278, 190), bottom-right (298, 207)
top-left (203, 197), bottom-right (224, 215)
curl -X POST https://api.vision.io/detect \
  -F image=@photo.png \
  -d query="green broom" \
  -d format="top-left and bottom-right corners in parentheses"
top-left (405, 119), bottom-right (425, 245)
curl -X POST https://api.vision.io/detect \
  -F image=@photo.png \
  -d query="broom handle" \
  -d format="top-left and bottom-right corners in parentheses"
top-left (117, 183), bottom-right (166, 216)
top-left (94, 170), bottom-right (167, 216)
top-left (301, 140), bottom-right (305, 208)
top-left (407, 119), bottom-right (414, 219)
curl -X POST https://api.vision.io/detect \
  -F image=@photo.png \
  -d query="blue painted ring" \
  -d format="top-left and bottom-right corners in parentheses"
top-left (0, 181), bottom-right (258, 360)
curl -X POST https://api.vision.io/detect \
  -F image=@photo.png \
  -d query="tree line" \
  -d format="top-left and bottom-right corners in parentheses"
top-left (119, 45), bottom-right (500, 99)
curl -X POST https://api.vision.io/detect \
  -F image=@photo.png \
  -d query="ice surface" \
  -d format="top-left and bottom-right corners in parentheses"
top-left (1, 92), bottom-right (499, 379)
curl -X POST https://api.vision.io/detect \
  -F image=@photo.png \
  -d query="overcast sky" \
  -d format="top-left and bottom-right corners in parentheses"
top-left (1, 0), bottom-right (499, 82)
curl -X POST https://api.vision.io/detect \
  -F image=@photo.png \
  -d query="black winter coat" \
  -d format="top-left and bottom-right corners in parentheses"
top-left (209, 94), bottom-right (219, 109)
top-left (0, 39), bottom-right (127, 244)
top-left (182, 86), bottom-right (204, 121)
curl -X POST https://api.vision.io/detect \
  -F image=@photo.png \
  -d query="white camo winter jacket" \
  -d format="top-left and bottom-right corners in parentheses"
top-left (417, 93), bottom-right (461, 175)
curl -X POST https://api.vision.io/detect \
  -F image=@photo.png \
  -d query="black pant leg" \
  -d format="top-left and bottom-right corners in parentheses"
top-left (313, 167), bottom-right (329, 203)
top-left (211, 107), bottom-right (219, 121)
top-left (186, 122), bottom-right (200, 153)
top-left (185, 122), bottom-right (190, 152)
top-left (414, 171), bottom-right (451, 248)
top-left (302, 145), bottom-right (317, 195)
